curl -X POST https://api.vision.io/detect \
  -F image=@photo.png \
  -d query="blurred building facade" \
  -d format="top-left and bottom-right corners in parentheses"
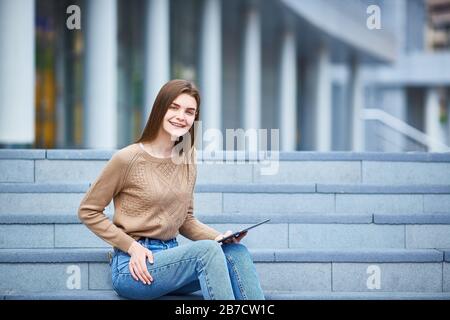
top-left (0, 0), bottom-right (449, 151)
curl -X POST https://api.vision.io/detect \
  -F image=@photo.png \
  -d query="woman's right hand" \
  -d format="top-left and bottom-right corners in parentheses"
top-left (127, 241), bottom-right (154, 285)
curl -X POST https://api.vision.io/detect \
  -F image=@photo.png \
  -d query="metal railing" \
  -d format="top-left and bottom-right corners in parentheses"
top-left (362, 108), bottom-right (450, 152)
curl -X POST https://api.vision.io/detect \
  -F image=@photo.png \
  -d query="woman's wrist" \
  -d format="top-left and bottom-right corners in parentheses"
top-left (127, 241), bottom-right (139, 255)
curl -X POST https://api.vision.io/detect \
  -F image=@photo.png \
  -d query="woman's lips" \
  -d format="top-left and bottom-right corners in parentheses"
top-left (169, 121), bottom-right (186, 128)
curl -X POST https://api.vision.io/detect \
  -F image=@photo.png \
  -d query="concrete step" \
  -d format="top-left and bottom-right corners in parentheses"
top-left (1, 150), bottom-right (450, 185)
top-left (3, 211), bottom-right (450, 224)
top-left (1, 183), bottom-right (449, 215)
top-left (2, 290), bottom-right (450, 300)
top-left (2, 182), bottom-right (450, 194)
top-left (1, 212), bottom-right (450, 249)
top-left (1, 248), bottom-right (446, 263)
top-left (0, 248), bottom-right (448, 294)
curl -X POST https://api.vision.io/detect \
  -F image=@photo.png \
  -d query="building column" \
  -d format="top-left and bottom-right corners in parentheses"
top-left (242, 2), bottom-right (261, 134)
top-left (315, 45), bottom-right (332, 151)
top-left (0, 0), bottom-right (35, 147)
top-left (425, 87), bottom-right (446, 151)
top-left (279, 28), bottom-right (297, 151)
top-left (84, 0), bottom-right (117, 148)
top-left (144, 0), bottom-right (170, 123)
top-left (200, 0), bottom-right (222, 150)
top-left (349, 57), bottom-right (365, 151)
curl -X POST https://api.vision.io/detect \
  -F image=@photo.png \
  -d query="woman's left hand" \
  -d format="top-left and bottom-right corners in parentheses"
top-left (215, 230), bottom-right (248, 244)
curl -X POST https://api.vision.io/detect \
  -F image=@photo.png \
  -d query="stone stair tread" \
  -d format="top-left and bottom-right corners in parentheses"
top-left (0, 248), bottom-right (445, 263)
top-left (2, 150), bottom-right (450, 161)
top-left (0, 212), bottom-right (375, 224)
top-left (2, 290), bottom-right (450, 300)
top-left (1, 182), bottom-right (450, 194)
top-left (2, 212), bottom-right (450, 225)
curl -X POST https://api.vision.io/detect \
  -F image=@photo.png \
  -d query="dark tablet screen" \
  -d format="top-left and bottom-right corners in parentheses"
top-left (217, 219), bottom-right (271, 243)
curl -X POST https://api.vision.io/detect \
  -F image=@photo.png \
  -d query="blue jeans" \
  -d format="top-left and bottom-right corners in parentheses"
top-left (110, 238), bottom-right (265, 300)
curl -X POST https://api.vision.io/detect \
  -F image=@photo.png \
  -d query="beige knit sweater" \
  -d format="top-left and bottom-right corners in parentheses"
top-left (78, 143), bottom-right (220, 252)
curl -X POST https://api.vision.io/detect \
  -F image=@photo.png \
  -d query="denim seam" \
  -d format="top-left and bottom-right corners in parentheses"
top-left (197, 257), bottom-right (214, 300)
top-left (226, 254), bottom-right (247, 299)
top-left (111, 256), bottom-right (119, 291)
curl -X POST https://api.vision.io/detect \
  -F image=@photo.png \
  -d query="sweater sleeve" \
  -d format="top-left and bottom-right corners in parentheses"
top-left (179, 197), bottom-right (221, 241)
top-left (78, 150), bottom-right (136, 252)
top-left (178, 157), bottom-right (221, 241)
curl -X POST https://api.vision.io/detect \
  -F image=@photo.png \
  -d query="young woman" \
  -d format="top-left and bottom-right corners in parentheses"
top-left (78, 79), bottom-right (265, 300)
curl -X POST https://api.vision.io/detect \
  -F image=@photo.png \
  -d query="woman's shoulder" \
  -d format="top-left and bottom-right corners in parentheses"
top-left (110, 143), bottom-right (141, 166)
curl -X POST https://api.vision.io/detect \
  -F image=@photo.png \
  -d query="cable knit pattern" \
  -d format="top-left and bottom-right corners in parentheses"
top-left (78, 143), bottom-right (220, 252)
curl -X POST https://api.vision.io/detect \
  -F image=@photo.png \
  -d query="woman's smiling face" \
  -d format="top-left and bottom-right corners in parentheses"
top-left (161, 93), bottom-right (197, 139)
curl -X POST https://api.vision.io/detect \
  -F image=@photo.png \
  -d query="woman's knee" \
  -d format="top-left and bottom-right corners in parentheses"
top-left (222, 243), bottom-right (252, 259)
top-left (192, 239), bottom-right (224, 257)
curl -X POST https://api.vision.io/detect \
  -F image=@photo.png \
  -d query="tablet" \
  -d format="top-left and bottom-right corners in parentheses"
top-left (217, 219), bottom-right (271, 243)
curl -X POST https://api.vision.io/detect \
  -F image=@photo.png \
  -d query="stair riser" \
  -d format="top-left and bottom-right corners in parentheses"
top-left (2, 159), bottom-right (450, 185)
top-left (2, 223), bottom-right (450, 249)
top-left (1, 192), bottom-right (449, 214)
top-left (0, 261), bottom-right (447, 293)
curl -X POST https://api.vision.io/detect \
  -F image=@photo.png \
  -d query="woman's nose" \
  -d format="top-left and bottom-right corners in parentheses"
top-left (175, 113), bottom-right (185, 122)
